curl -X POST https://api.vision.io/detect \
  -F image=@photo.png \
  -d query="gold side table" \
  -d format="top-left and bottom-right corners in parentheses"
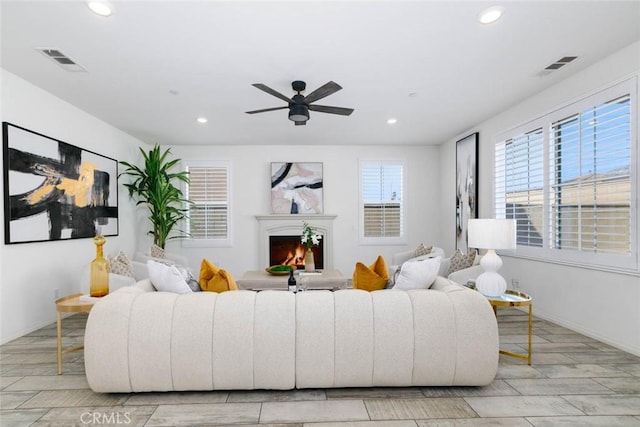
top-left (55, 293), bottom-right (94, 374)
top-left (485, 289), bottom-right (532, 365)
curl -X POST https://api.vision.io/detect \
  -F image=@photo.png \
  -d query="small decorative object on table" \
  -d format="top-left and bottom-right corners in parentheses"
top-left (301, 221), bottom-right (322, 272)
top-left (298, 274), bottom-right (309, 292)
top-left (265, 265), bottom-right (292, 276)
top-left (90, 234), bottom-right (109, 297)
top-left (288, 269), bottom-right (297, 293)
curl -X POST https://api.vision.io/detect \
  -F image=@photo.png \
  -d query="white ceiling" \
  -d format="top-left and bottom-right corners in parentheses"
top-left (2, 1), bottom-right (639, 146)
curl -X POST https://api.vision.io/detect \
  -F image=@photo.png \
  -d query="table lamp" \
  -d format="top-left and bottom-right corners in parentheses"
top-left (467, 218), bottom-right (516, 296)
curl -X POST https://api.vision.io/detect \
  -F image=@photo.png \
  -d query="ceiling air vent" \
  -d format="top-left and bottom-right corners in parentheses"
top-left (537, 56), bottom-right (577, 77)
top-left (37, 48), bottom-right (87, 72)
top-left (545, 56), bottom-right (577, 70)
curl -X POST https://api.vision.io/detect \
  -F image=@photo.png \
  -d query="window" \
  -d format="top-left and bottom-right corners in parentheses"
top-left (496, 128), bottom-right (545, 247)
top-left (550, 95), bottom-right (631, 255)
top-left (183, 161), bottom-right (231, 247)
top-left (494, 79), bottom-right (637, 272)
top-left (360, 161), bottom-right (405, 243)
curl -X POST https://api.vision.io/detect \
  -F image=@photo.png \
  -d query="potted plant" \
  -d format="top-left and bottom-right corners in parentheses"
top-left (119, 144), bottom-right (190, 249)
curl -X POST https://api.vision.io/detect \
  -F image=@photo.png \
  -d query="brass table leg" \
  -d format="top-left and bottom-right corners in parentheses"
top-left (493, 299), bottom-right (533, 365)
top-left (527, 303), bottom-right (533, 365)
top-left (57, 311), bottom-right (62, 375)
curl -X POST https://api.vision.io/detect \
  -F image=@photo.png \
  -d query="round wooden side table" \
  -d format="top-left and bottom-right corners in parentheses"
top-left (55, 293), bottom-right (95, 375)
top-left (485, 289), bottom-right (533, 365)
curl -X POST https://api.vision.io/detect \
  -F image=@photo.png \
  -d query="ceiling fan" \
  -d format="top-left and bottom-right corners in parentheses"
top-left (246, 80), bottom-right (354, 126)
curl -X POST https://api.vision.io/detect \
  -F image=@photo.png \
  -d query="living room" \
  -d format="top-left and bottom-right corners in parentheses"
top-left (1, 1), bottom-right (639, 424)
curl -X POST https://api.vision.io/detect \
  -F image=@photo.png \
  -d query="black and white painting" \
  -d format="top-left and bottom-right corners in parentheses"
top-left (456, 132), bottom-right (478, 252)
top-left (271, 162), bottom-right (323, 214)
top-left (2, 122), bottom-right (118, 244)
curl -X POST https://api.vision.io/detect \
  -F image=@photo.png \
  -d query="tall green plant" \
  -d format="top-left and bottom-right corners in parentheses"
top-left (119, 145), bottom-right (190, 249)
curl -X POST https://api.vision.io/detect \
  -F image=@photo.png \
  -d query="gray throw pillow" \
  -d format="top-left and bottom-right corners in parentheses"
top-left (446, 250), bottom-right (476, 276)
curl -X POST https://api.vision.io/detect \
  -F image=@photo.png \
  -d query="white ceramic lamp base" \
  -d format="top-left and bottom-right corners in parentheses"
top-left (475, 249), bottom-right (507, 297)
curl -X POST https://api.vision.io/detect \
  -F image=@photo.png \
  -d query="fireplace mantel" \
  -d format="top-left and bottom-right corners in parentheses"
top-left (256, 215), bottom-right (337, 269)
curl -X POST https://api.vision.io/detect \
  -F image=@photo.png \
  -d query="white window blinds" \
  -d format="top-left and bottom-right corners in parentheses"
top-left (495, 128), bottom-right (545, 247)
top-left (361, 162), bottom-right (404, 238)
top-left (494, 78), bottom-right (636, 271)
top-left (186, 165), bottom-right (229, 240)
top-left (550, 95), bottom-right (631, 255)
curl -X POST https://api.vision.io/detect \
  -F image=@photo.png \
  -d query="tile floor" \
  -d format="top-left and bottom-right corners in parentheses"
top-left (1, 307), bottom-right (640, 426)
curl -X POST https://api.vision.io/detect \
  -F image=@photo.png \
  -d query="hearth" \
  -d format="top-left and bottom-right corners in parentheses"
top-left (269, 235), bottom-right (324, 269)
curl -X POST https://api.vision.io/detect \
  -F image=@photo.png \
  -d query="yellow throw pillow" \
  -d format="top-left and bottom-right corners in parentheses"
top-left (199, 259), bottom-right (238, 293)
top-left (352, 255), bottom-right (389, 291)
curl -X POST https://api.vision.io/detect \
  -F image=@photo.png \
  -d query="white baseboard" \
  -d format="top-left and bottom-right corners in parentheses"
top-left (1, 317), bottom-right (57, 346)
top-left (532, 307), bottom-right (640, 358)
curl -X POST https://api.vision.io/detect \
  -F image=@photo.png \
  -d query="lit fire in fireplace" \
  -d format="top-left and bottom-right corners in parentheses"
top-left (269, 235), bottom-right (323, 269)
top-left (278, 243), bottom-right (307, 268)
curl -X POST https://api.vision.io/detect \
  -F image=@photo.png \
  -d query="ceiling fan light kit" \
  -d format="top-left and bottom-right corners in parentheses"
top-left (247, 80), bottom-right (354, 126)
top-left (288, 104), bottom-right (309, 123)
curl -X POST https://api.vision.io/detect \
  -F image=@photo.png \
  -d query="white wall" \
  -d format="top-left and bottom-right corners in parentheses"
top-left (439, 41), bottom-right (640, 356)
top-left (0, 69), bottom-right (142, 344)
top-left (162, 144), bottom-right (441, 279)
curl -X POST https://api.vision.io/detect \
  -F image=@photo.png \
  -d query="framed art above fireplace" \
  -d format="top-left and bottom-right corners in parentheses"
top-left (271, 162), bottom-right (323, 214)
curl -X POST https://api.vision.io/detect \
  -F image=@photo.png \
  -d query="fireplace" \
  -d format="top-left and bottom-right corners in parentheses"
top-left (269, 235), bottom-right (324, 269)
top-left (256, 214), bottom-right (336, 269)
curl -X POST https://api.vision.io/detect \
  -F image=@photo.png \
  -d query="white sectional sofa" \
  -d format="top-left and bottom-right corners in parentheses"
top-left (84, 276), bottom-right (499, 392)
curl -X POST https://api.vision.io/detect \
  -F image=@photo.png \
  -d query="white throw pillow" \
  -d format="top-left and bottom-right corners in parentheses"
top-left (147, 260), bottom-right (193, 294)
top-left (393, 257), bottom-right (441, 291)
top-left (149, 259), bottom-right (200, 292)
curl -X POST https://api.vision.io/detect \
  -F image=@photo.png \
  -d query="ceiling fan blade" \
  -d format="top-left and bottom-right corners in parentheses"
top-left (308, 104), bottom-right (354, 116)
top-left (252, 83), bottom-right (293, 103)
top-left (245, 106), bottom-right (288, 114)
top-left (304, 81), bottom-right (342, 104)
top-left (294, 121), bottom-right (307, 126)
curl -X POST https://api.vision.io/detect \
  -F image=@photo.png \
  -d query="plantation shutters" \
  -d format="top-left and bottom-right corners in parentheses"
top-left (495, 128), bottom-right (545, 247)
top-left (361, 161), bottom-right (404, 239)
top-left (186, 164), bottom-right (229, 240)
top-left (494, 78), bottom-right (635, 271)
top-left (550, 94), bottom-right (631, 255)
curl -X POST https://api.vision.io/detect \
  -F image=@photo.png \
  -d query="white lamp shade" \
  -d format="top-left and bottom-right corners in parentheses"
top-left (467, 219), bottom-right (516, 250)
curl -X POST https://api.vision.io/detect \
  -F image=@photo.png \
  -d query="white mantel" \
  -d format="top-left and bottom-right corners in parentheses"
top-left (256, 214), bottom-right (337, 269)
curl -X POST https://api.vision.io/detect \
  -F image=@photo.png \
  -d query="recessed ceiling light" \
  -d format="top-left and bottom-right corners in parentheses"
top-left (478, 6), bottom-right (504, 24)
top-left (86, 0), bottom-right (114, 17)
top-left (387, 118), bottom-right (397, 125)
top-left (197, 117), bottom-right (208, 124)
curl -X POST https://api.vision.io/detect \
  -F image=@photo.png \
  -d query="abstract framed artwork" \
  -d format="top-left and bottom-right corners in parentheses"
top-left (455, 132), bottom-right (478, 252)
top-left (2, 122), bottom-right (118, 244)
top-left (271, 162), bottom-right (323, 214)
